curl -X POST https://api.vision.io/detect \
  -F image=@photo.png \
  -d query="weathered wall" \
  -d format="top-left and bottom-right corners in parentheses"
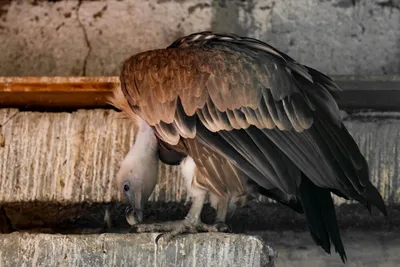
top-left (0, 0), bottom-right (399, 77)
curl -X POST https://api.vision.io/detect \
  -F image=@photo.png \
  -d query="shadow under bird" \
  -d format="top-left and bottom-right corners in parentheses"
top-left (108, 31), bottom-right (387, 263)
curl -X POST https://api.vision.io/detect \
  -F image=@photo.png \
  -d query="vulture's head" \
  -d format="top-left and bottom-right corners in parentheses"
top-left (108, 85), bottom-right (160, 226)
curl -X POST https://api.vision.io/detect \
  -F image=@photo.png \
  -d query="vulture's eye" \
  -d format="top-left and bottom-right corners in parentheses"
top-left (123, 183), bottom-right (130, 192)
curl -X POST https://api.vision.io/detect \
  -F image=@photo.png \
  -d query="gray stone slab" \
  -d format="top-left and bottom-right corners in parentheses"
top-left (0, 232), bottom-right (276, 267)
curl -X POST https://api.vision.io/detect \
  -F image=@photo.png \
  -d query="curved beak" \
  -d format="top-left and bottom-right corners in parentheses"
top-left (125, 205), bottom-right (143, 226)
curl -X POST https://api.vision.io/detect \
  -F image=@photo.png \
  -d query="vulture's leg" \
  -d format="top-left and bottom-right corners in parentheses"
top-left (132, 189), bottom-right (229, 243)
top-left (209, 192), bottom-right (232, 230)
top-left (212, 197), bottom-right (232, 232)
top-left (215, 198), bottom-right (229, 223)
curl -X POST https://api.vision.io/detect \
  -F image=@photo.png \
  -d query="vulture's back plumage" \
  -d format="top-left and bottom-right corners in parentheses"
top-left (119, 31), bottom-right (387, 262)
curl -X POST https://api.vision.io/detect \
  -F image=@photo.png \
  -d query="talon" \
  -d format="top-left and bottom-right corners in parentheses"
top-left (155, 232), bottom-right (175, 245)
top-left (155, 233), bottom-right (164, 245)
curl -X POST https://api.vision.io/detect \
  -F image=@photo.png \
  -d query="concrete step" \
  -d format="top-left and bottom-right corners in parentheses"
top-left (0, 232), bottom-right (276, 267)
top-left (0, 230), bottom-right (398, 267)
top-left (0, 109), bottom-right (399, 205)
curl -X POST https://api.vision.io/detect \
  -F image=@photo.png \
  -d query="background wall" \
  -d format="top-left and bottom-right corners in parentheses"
top-left (0, 0), bottom-right (399, 77)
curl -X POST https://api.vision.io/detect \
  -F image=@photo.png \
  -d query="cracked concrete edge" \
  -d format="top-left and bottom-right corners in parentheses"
top-left (0, 108), bottom-right (400, 205)
top-left (76, 0), bottom-right (91, 76)
top-left (0, 232), bottom-right (276, 267)
top-left (0, 0), bottom-right (398, 76)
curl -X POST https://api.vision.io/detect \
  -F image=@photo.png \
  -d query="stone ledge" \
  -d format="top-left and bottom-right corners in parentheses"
top-left (0, 232), bottom-right (276, 267)
top-left (1, 109), bottom-right (400, 205)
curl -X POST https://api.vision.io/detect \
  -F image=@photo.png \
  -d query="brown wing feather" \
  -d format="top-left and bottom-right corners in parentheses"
top-left (186, 139), bottom-right (247, 198)
top-left (120, 47), bottom-right (312, 131)
top-left (107, 83), bottom-right (139, 123)
top-left (119, 33), bottom-right (385, 214)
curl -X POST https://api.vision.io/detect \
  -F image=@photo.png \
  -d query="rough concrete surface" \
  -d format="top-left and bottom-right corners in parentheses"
top-left (0, 0), bottom-right (399, 77)
top-left (1, 109), bottom-right (400, 205)
top-left (0, 108), bottom-right (188, 203)
top-left (343, 112), bottom-right (400, 205)
top-left (0, 232), bottom-right (276, 267)
top-left (256, 230), bottom-right (400, 267)
top-left (0, 230), bottom-right (398, 267)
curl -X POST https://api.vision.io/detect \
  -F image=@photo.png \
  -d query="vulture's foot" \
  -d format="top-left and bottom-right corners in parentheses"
top-left (130, 218), bottom-right (229, 244)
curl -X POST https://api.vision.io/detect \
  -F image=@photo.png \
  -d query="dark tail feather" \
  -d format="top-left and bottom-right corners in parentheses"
top-left (299, 175), bottom-right (347, 263)
top-left (363, 182), bottom-right (388, 216)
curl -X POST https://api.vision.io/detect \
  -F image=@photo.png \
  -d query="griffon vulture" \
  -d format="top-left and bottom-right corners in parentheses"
top-left (109, 87), bottom-right (255, 231)
top-left (109, 31), bottom-right (387, 262)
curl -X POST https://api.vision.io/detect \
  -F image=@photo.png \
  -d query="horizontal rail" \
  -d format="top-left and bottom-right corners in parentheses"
top-left (334, 75), bottom-right (400, 110)
top-left (0, 77), bottom-right (119, 109)
top-left (0, 75), bottom-right (399, 110)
